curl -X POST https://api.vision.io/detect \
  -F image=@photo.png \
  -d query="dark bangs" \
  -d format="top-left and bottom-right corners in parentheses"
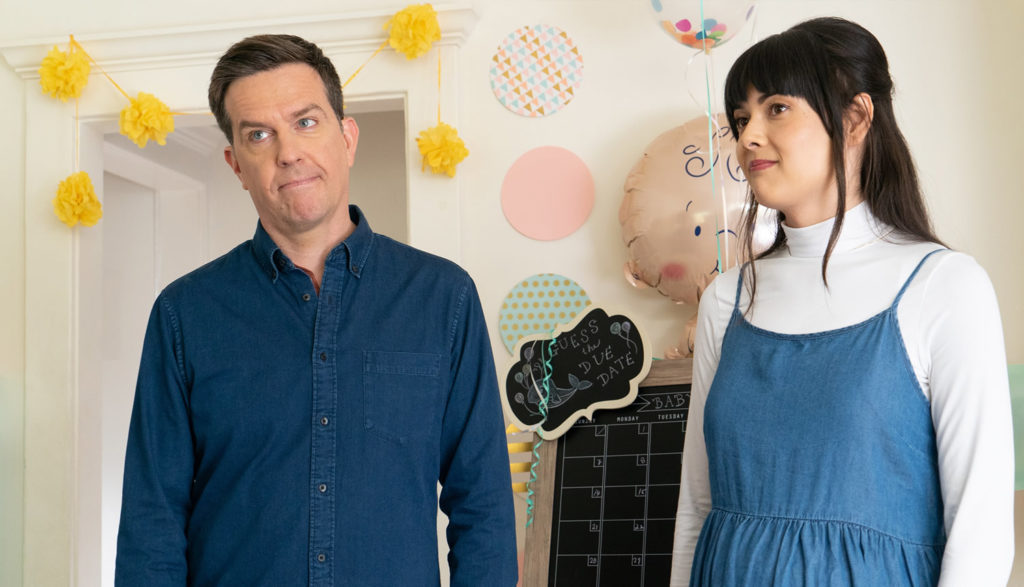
top-left (724, 29), bottom-right (839, 140)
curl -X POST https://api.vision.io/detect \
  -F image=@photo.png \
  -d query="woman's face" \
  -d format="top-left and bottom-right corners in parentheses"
top-left (732, 87), bottom-right (839, 227)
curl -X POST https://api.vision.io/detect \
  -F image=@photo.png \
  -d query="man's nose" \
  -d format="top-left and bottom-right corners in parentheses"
top-left (276, 132), bottom-right (302, 167)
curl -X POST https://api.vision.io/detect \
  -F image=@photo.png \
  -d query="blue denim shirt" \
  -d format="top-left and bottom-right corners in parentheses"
top-left (115, 206), bottom-right (517, 586)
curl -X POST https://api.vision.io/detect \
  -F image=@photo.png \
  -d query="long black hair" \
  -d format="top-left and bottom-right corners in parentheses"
top-left (724, 17), bottom-right (944, 304)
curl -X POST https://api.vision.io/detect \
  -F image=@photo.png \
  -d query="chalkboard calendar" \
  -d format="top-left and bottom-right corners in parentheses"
top-left (523, 359), bottom-right (692, 586)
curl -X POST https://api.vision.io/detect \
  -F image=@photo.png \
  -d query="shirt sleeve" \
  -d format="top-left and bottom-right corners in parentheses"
top-left (669, 275), bottom-right (732, 585)
top-left (438, 278), bottom-right (519, 587)
top-left (918, 254), bottom-right (1015, 586)
top-left (115, 296), bottom-right (194, 586)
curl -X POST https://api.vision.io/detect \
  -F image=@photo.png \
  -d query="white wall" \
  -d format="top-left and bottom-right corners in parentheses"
top-left (456, 0), bottom-right (1023, 367)
top-left (1, 1), bottom-right (1021, 585)
top-left (0, 46), bottom-right (26, 587)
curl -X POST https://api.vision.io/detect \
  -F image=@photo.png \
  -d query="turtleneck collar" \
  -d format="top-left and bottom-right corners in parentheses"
top-left (780, 203), bottom-right (890, 258)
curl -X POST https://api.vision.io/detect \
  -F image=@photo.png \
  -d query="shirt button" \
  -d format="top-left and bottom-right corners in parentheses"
top-left (302, 293), bottom-right (311, 302)
top-left (320, 416), bottom-right (329, 426)
top-left (352, 265), bottom-right (360, 273)
top-left (317, 553), bottom-right (326, 563)
top-left (319, 483), bottom-right (328, 493)
top-left (320, 352), bottom-right (327, 361)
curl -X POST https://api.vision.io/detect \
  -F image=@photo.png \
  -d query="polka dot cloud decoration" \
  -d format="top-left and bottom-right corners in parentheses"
top-left (498, 273), bottom-right (591, 353)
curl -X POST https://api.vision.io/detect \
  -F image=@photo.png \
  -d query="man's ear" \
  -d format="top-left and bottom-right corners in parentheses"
top-left (341, 117), bottom-right (360, 167)
top-left (224, 145), bottom-right (248, 190)
top-left (845, 92), bottom-right (875, 147)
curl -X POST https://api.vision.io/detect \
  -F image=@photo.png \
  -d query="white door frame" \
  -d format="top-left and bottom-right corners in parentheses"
top-left (0, 5), bottom-right (476, 584)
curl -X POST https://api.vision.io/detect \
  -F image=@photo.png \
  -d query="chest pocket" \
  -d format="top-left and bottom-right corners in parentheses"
top-left (363, 350), bottom-right (442, 445)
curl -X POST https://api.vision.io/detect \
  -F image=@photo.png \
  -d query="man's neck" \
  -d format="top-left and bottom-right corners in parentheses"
top-left (266, 217), bottom-right (355, 294)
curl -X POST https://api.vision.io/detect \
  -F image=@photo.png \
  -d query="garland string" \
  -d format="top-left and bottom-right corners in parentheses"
top-left (74, 96), bottom-right (80, 171)
top-left (69, 35), bottom-right (199, 116)
top-left (342, 40), bottom-right (388, 88)
top-left (436, 46), bottom-right (442, 124)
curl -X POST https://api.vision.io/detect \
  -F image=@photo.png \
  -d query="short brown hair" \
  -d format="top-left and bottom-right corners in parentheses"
top-left (208, 34), bottom-right (344, 144)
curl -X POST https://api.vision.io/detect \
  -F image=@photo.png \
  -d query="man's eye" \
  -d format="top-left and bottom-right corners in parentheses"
top-left (298, 118), bottom-right (317, 129)
top-left (249, 130), bottom-right (269, 141)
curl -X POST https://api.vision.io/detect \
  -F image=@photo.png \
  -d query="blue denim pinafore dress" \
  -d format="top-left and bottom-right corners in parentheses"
top-left (691, 250), bottom-right (946, 586)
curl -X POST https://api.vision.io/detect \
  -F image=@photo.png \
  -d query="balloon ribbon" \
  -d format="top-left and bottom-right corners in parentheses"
top-left (525, 334), bottom-right (556, 527)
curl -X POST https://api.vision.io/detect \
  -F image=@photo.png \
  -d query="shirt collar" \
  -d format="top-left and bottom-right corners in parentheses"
top-left (252, 205), bottom-right (375, 281)
top-left (329, 205), bottom-right (373, 278)
top-left (781, 202), bottom-right (890, 258)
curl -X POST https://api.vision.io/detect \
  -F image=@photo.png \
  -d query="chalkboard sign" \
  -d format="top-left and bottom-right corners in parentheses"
top-left (502, 306), bottom-right (652, 439)
top-left (522, 358), bottom-right (692, 586)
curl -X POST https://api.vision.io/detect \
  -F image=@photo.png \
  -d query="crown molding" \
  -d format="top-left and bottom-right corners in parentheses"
top-left (168, 126), bottom-right (223, 157)
top-left (0, 3), bottom-right (477, 78)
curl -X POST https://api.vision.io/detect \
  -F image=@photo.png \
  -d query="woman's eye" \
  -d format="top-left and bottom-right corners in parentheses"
top-left (734, 117), bottom-right (748, 130)
top-left (298, 118), bottom-right (317, 129)
top-left (769, 103), bottom-right (789, 115)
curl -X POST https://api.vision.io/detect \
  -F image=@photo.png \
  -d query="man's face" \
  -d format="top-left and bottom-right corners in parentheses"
top-left (223, 63), bottom-right (358, 242)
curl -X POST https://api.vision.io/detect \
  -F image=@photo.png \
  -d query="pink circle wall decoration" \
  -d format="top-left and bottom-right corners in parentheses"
top-left (501, 146), bottom-right (595, 241)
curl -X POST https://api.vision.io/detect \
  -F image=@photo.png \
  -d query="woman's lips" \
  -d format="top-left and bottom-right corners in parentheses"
top-left (748, 159), bottom-right (776, 172)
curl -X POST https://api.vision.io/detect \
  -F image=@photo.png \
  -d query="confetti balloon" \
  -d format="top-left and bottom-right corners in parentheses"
top-left (649, 0), bottom-right (757, 51)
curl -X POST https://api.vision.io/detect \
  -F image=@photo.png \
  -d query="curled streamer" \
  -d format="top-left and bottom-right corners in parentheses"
top-left (525, 333), bottom-right (558, 527)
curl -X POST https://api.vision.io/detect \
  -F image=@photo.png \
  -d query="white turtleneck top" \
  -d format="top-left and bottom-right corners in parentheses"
top-left (669, 203), bottom-right (1014, 586)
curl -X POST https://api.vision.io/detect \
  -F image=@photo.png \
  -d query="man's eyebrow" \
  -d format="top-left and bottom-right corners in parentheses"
top-left (236, 118), bottom-right (265, 132)
top-left (236, 104), bottom-right (326, 131)
top-left (292, 104), bottom-right (326, 119)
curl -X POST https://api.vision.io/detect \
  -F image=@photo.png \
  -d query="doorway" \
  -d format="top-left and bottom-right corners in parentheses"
top-left (82, 98), bottom-right (407, 587)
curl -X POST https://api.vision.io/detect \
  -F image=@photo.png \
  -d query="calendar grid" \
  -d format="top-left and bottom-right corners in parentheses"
top-left (547, 385), bottom-right (690, 586)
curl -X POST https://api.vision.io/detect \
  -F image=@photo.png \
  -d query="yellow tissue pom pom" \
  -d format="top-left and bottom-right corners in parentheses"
top-left (53, 171), bottom-right (102, 227)
top-left (120, 92), bottom-right (175, 148)
top-left (38, 45), bottom-right (91, 102)
top-left (385, 4), bottom-right (441, 59)
top-left (416, 122), bottom-right (468, 177)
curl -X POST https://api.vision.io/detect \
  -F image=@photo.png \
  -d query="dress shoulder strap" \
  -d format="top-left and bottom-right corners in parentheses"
top-left (733, 263), bottom-right (748, 311)
top-left (891, 248), bottom-right (948, 308)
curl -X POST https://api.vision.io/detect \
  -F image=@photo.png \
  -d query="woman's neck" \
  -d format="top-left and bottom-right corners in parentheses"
top-left (781, 202), bottom-right (888, 258)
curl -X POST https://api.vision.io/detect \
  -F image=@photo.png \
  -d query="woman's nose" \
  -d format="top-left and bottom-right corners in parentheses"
top-left (740, 121), bottom-right (763, 149)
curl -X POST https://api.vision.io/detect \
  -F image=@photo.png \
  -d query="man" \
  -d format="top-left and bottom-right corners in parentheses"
top-left (115, 34), bottom-right (517, 586)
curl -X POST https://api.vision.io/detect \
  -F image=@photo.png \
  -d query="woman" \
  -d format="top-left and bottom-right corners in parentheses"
top-left (670, 17), bottom-right (1013, 586)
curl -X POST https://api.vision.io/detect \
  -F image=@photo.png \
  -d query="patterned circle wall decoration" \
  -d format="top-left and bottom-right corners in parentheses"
top-left (498, 273), bottom-right (591, 353)
top-left (501, 146), bottom-right (594, 241)
top-left (489, 24), bottom-right (584, 117)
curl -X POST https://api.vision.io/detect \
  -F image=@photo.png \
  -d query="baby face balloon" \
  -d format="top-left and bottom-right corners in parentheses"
top-left (619, 114), bottom-right (748, 304)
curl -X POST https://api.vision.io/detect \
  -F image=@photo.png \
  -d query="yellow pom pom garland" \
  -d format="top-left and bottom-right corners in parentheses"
top-left (385, 3), bottom-right (441, 60)
top-left (120, 92), bottom-right (175, 148)
top-left (38, 43), bottom-right (91, 102)
top-left (416, 122), bottom-right (469, 177)
top-left (42, 7), bottom-right (461, 230)
top-left (53, 171), bottom-right (102, 227)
